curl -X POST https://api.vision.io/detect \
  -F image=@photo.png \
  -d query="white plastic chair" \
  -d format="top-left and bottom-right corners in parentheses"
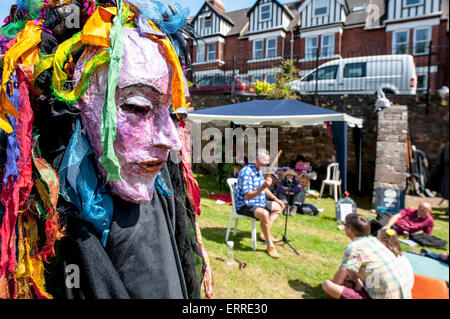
top-left (225, 178), bottom-right (257, 251)
top-left (319, 163), bottom-right (342, 202)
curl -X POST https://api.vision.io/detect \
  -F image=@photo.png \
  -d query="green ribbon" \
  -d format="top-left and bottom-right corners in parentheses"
top-left (99, 0), bottom-right (124, 182)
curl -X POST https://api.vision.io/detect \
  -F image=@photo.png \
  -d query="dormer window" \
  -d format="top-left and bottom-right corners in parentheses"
top-left (404, 0), bottom-right (423, 7)
top-left (260, 3), bottom-right (272, 21)
top-left (313, 0), bottom-right (329, 17)
top-left (204, 15), bottom-right (212, 29)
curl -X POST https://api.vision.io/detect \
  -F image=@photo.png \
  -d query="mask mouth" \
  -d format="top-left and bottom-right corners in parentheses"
top-left (137, 159), bottom-right (166, 173)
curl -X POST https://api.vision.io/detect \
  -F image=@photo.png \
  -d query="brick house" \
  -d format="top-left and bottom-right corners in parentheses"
top-left (187, 0), bottom-right (449, 93)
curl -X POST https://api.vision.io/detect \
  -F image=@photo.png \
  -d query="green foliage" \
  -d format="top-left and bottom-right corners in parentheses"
top-left (253, 59), bottom-right (300, 100)
top-left (254, 80), bottom-right (274, 96)
top-left (268, 59), bottom-right (300, 100)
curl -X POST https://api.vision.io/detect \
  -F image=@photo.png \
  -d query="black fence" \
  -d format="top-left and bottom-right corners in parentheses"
top-left (188, 43), bottom-right (449, 99)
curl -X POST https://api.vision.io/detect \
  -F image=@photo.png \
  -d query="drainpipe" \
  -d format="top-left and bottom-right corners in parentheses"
top-left (290, 30), bottom-right (294, 61)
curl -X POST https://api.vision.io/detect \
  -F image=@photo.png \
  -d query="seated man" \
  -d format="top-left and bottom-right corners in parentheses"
top-left (322, 213), bottom-right (412, 299)
top-left (276, 170), bottom-right (305, 216)
top-left (382, 202), bottom-right (434, 236)
top-left (234, 149), bottom-right (285, 258)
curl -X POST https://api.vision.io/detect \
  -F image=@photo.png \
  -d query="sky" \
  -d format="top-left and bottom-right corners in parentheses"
top-left (0, 1), bottom-right (293, 22)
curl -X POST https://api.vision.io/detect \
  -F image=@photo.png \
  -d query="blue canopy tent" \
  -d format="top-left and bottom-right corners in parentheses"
top-left (188, 99), bottom-right (364, 192)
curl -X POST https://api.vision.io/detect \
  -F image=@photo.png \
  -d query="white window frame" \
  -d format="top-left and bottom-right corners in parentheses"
top-left (413, 27), bottom-right (431, 56)
top-left (259, 3), bottom-right (272, 22)
top-left (196, 44), bottom-right (205, 63)
top-left (392, 30), bottom-right (410, 54)
top-left (305, 36), bottom-right (319, 60)
top-left (207, 43), bottom-right (216, 61)
top-left (313, 0), bottom-right (329, 17)
top-left (253, 39), bottom-right (264, 60)
top-left (321, 34), bottom-right (334, 58)
top-left (266, 38), bottom-right (277, 58)
top-left (403, 0), bottom-right (424, 8)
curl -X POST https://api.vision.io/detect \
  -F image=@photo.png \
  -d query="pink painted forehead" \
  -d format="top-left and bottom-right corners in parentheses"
top-left (118, 28), bottom-right (171, 96)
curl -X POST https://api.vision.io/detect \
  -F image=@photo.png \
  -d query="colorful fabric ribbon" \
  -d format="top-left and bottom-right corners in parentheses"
top-left (99, 0), bottom-right (124, 182)
top-left (59, 120), bottom-right (114, 247)
top-left (0, 20), bottom-right (42, 133)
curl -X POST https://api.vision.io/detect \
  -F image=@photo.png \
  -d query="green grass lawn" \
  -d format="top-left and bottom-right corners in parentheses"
top-left (195, 174), bottom-right (449, 299)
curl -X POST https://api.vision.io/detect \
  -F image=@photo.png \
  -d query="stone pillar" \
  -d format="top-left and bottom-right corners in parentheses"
top-left (373, 105), bottom-right (408, 204)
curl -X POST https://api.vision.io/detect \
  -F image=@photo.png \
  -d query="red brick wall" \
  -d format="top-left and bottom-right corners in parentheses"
top-left (342, 27), bottom-right (386, 56)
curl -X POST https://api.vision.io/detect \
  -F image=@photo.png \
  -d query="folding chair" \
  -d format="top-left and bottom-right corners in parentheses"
top-left (224, 178), bottom-right (257, 251)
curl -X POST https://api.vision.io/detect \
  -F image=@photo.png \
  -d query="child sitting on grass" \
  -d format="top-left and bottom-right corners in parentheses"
top-left (377, 228), bottom-right (415, 292)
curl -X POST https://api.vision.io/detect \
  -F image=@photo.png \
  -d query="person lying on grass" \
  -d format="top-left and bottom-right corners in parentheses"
top-left (382, 202), bottom-right (435, 237)
top-left (322, 213), bottom-right (412, 299)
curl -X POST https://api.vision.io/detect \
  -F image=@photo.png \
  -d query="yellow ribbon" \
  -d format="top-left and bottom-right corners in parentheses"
top-left (146, 20), bottom-right (187, 110)
top-left (0, 20), bottom-right (42, 133)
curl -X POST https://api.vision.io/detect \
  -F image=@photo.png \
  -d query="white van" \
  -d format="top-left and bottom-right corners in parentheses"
top-left (289, 55), bottom-right (417, 95)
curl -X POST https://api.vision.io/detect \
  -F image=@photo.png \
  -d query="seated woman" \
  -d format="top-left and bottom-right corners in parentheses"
top-left (377, 229), bottom-right (415, 292)
top-left (276, 170), bottom-right (305, 216)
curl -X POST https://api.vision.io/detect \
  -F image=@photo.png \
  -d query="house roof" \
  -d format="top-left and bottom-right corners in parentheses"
top-left (191, 1), bottom-right (235, 26)
top-left (344, 0), bottom-right (386, 26)
top-left (227, 7), bottom-right (251, 35)
top-left (246, 0), bottom-right (295, 19)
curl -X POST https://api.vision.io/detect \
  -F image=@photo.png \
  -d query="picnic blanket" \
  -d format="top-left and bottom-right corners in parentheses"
top-left (404, 252), bottom-right (449, 282)
top-left (207, 194), bottom-right (232, 205)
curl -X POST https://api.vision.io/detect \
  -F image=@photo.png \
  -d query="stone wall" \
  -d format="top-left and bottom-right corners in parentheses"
top-left (373, 105), bottom-right (408, 193)
top-left (189, 94), bottom-right (449, 194)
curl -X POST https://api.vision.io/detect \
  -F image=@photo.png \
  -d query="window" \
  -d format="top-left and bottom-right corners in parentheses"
top-left (197, 44), bottom-right (205, 63)
top-left (212, 76), bottom-right (231, 85)
top-left (266, 38), bottom-right (277, 58)
top-left (207, 43), bottom-right (216, 61)
top-left (196, 76), bottom-right (213, 86)
top-left (404, 0), bottom-right (423, 7)
top-left (253, 75), bottom-right (263, 82)
top-left (413, 27), bottom-right (431, 55)
top-left (266, 74), bottom-right (276, 84)
top-left (352, 4), bottom-right (366, 12)
top-left (392, 30), bottom-right (409, 54)
top-left (204, 16), bottom-right (212, 29)
top-left (316, 65), bottom-right (338, 80)
top-left (321, 34), bottom-right (334, 58)
top-left (303, 65), bottom-right (339, 81)
top-left (260, 3), bottom-right (272, 21)
top-left (417, 74), bottom-right (428, 93)
top-left (344, 63), bottom-right (367, 78)
top-left (313, 0), bottom-right (329, 16)
top-left (253, 40), bottom-right (264, 60)
top-left (305, 36), bottom-right (318, 60)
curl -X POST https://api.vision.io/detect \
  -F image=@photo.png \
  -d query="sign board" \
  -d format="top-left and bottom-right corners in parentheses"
top-left (374, 188), bottom-right (405, 215)
top-left (335, 196), bottom-right (357, 223)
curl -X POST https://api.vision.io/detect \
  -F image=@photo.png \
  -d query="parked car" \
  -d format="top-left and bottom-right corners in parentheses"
top-left (189, 75), bottom-right (256, 96)
top-left (289, 54), bottom-right (417, 95)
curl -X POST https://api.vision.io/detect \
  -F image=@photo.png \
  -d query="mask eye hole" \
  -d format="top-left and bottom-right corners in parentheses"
top-left (121, 104), bottom-right (150, 114)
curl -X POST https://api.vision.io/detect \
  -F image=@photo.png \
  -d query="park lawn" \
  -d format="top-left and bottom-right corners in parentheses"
top-left (195, 174), bottom-right (449, 299)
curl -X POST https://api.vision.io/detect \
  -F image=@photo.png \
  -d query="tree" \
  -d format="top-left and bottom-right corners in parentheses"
top-left (254, 59), bottom-right (300, 100)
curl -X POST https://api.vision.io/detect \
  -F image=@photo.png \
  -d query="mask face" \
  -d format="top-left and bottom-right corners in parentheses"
top-left (75, 28), bottom-right (182, 203)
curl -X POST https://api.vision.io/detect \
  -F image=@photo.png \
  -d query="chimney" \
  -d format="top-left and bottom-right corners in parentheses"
top-left (208, 0), bottom-right (225, 13)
